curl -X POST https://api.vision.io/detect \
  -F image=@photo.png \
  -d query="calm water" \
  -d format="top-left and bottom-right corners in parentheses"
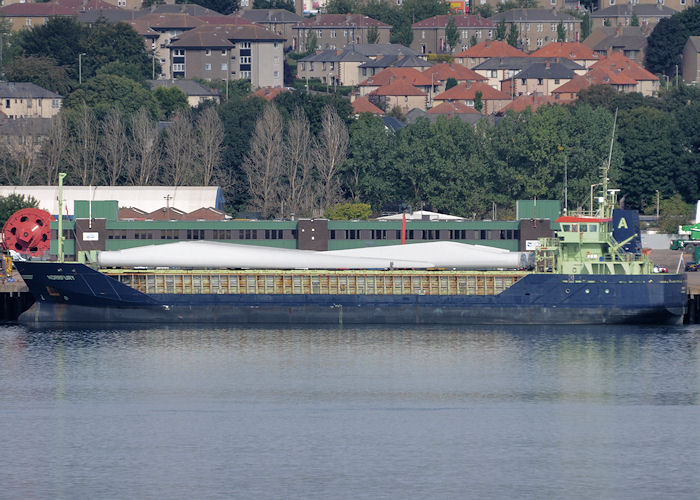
top-left (1, 323), bottom-right (699, 500)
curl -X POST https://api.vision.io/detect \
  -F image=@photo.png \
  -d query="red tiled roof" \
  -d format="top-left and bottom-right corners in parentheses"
top-left (412, 14), bottom-right (495, 28)
top-left (147, 207), bottom-right (186, 221)
top-left (427, 101), bottom-right (480, 114)
top-left (422, 63), bottom-right (486, 82)
top-left (501, 93), bottom-right (566, 113)
top-left (592, 51), bottom-right (658, 81)
top-left (187, 207), bottom-right (227, 220)
top-left (529, 42), bottom-right (599, 60)
top-left (198, 15), bottom-right (255, 26)
top-left (118, 207), bottom-right (148, 220)
top-left (369, 79), bottom-right (426, 96)
top-left (142, 13), bottom-right (206, 30)
top-left (434, 81), bottom-right (510, 100)
top-left (359, 68), bottom-right (432, 87)
top-left (352, 95), bottom-right (384, 115)
top-left (254, 87), bottom-right (290, 101)
top-left (454, 40), bottom-right (526, 58)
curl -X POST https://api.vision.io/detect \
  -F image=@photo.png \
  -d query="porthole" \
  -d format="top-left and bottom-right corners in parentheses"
top-left (604, 289), bottom-right (610, 294)
top-left (584, 289), bottom-right (590, 294)
top-left (565, 289), bottom-right (570, 294)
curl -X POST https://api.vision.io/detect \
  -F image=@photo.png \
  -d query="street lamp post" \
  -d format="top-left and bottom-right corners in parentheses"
top-left (656, 190), bottom-right (660, 220)
top-left (78, 52), bottom-right (86, 85)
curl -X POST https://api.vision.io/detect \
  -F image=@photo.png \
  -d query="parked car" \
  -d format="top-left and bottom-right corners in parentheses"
top-left (653, 265), bottom-right (668, 273)
top-left (685, 262), bottom-right (699, 272)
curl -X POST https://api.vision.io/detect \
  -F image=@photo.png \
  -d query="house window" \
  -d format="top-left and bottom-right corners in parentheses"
top-left (274, 56), bottom-right (279, 64)
top-left (330, 62), bottom-right (334, 70)
top-left (4, 100), bottom-right (9, 108)
top-left (317, 30), bottom-right (323, 37)
top-left (221, 49), bottom-right (227, 55)
top-left (26, 18), bottom-right (32, 26)
top-left (301, 62), bottom-right (306, 71)
top-left (462, 30), bottom-right (469, 38)
top-left (274, 71), bottom-right (279, 78)
top-left (537, 38), bottom-right (543, 47)
top-left (118, 0), bottom-right (126, 5)
top-left (551, 24), bottom-right (557, 31)
top-left (490, 70), bottom-right (497, 77)
top-left (422, 30), bottom-right (425, 39)
top-left (554, 79), bottom-right (560, 84)
top-left (521, 78), bottom-right (526, 84)
top-left (330, 30), bottom-right (336, 38)
top-left (205, 49), bottom-right (211, 56)
top-left (240, 70), bottom-right (251, 78)
top-left (241, 42), bottom-right (251, 49)
top-left (221, 63), bottom-right (227, 70)
top-left (174, 49), bottom-right (185, 56)
top-left (537, 78), bottom-right (543, 85)
top-left (310, 62), bottom-right (314, 71)
top-left (526, 23), bottom-right (531, 31)
top-left (475, 31), bottom-right (481, 38)
top-left (488, 30), bottom-right (493, 38)
top-left (205, 63), bottom-right (211, 70)
top-left (173, 63), bottom-right (184, 72)
top-left (322, 62), bottom-right (326, 70)
top-left (52, 100), bottom-right (60, 108)
top-left (240, 56), bottom-right (251, 64)
top-left (537, 23), bottom-right (543, 32)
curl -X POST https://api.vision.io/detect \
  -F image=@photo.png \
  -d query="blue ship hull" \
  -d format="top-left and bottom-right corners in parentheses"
top-left (15, 262), bottom-right (687, 325)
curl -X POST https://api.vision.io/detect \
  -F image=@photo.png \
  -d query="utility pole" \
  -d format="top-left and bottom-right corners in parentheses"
top-left (57, 172), bottom-right (66, 263)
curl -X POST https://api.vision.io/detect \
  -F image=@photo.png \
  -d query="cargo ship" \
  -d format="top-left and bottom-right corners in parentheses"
top-left (13, 186), bottom-right (687, 325)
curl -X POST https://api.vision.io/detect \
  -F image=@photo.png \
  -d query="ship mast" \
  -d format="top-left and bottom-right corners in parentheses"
top-left (599, 108), bottom-right (618, 218)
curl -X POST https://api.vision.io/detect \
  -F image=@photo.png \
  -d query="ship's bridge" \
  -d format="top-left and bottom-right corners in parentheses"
top-left (555, 216), bottom-right (610, 243)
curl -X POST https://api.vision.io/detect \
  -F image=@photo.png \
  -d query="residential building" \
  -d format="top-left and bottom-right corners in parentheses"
top-left (472, 57), bottom-right (584, 89)
top-left (682, 36), bottom-right (700, 84)
top-left (239, 9), bottom-right (305, 51)
top-left (0, 3), bottom-right (75, 31)
top-left (488, 9), bottom-right (582, 51)
top-left (455, 40), bottom-right (527, 68)
top-left (351, 95), bottom-right (384, 116)
top-left (498, 93), bottom-right (566, 114)
top-left (528, 41), bottom-right (602, 68)
top-left (358, 54), bottom-right (432, 79)
top-left (368, 79), bottom-right (428, 112)
top-left (297, 44), bottom-right (422, 86)
top-left (0, 82), bottom-right (62, 119)
top-left (552, 67), bottom-right (640, 99)
top-left (511, 61), bottom-right (576, 96)
top-left (598, 0), bottom-right (696, 15)
top-left (422, 63), bottom-right (487, 93)
top-left (590, 3), bottom-right (678, 30)
top-left (471, 0), bottom-right (581, 12)
top-left (141, 13), bottom-right (206, 79)
top-left (591, 51), bottom-right (659, 95)
top-left (358, 68), bottom-right (433, 97)
top-left (149, 80), bottom-right (221, 106)
top-left (583, 26), bottom-right (650, 62)
top-left (293, 14), bottom-right (391, 53)
top-left (168, 24), bottom-right (285, 89)
top-left (410, 15), bottom-right (497, 55)
top-left (427, 101), bottom-right (481, 116)
top-left (432, 81), bottom-right (511, 114)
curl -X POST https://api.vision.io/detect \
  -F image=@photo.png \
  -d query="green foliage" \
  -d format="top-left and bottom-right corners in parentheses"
top-left (445, 16), bottom-right (459, 53)
top-left (324, 0), bottom-right (355, 14)
top-left (426, 53), bottom-right (453, 63)
top-left (659, 194), bottom-right (693, 233)
top-left (63, 74), bottom-right (159, 118)
top-left (367, 24), bottom-right (380, 44)
top-left (97, 61), bottom-right (149, 84)
top-left (498, 0), bottom-right (537, 13)
top-left (153, 86), bottom-right (189, 119)
top-left (388, 106), bottom-right (407, 123)
top-left (3, 56), bottom-right (72, 95)
top-left (325, 202), bottom-right (372, 220)
top-left (646, 6), bottom-right (700, 75)
top-left (581, 13), bottom-right (591, 40)
top-left (506, 23), bottom-right (519, 48)
top-left (496, 19), bottom-right (507, 41)
top-left (470, 35), bottom-right (477, 47)
top-left (445, 77), bottom-right (458, 90)
top-left (0, 194), bottom-right (39, 227)
top-left (631, 13), bottom-right (640, 27)
top-left (252, 0), bottom-right (294, 12)
top-left (16, 17), bottom-right (84, 70)
top-left (273, 91), bottom-right (353, 135)
top-left (473, 91), bottom-right (483, 112)
top-left (557, 21), bottom-right (566, 42)
top-left (471, 4), bottom-right (494, 18)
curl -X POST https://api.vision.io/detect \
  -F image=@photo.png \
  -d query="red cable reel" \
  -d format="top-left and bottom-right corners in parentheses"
top-left (1, 207), bottom-right (53, 256)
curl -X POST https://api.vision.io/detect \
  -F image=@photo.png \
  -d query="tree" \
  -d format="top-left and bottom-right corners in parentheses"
top-left (282, 107), bottom-right (314, 216)
top-left (40, 114), bottom-right (69, 185)
top-left (190, 0), bottom-right (239, 15)
top-left (581, 13), bottom-right (592, 40)
top-left (506, 23), bottom-right (519, 48)
top-left (99, 109), bottom-right (128, 185)
top-left (63, 74), bottom-right (159, 118)
top-left (16, 17), bottom-right (84, 70)
top-left (196, 106), bottom-right (224, 187)
top-left (445, 16), bottom-right (459, 53)
top-left (153, 86), bottom-right (189, 119)
top-left (126, 108), bottom-right (161, 186)
top-left (496, 19), bottom-right (507, 41)
top-left (658, 194), bottom-right (693, 233)
top-left (473, 91), bottom-right (483, 112)
top-left (445, 77), bottom-right (458, 90)
top-left (0, 194), bottom-right (39, 227)
top-left (312, 106), bottom-right (349, 211)
top-left (0, 119), bottom-right (44, 184)
top-left (557, 21), bottom-right (566, 42)
top-left (243, 105), bottom-right (285, 218)
top-left (326, 202), bottom-right (372, 220)
top-left (324, 0), bottom-right (356, 14)
top-left (162, 109), bottom-right (197, 186)
top-left (3, 56), bottom-right (73, 95)
top-left (367, 24), bottom-right (380, 44)
top-left (65, 105), bottom-right (100, 185)
top-left (252, 0), bottom-right (294, 12)
top-left (631, 13), bottom-right (640, 27)
top-left (646, 7), bottom-right (700, 76)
